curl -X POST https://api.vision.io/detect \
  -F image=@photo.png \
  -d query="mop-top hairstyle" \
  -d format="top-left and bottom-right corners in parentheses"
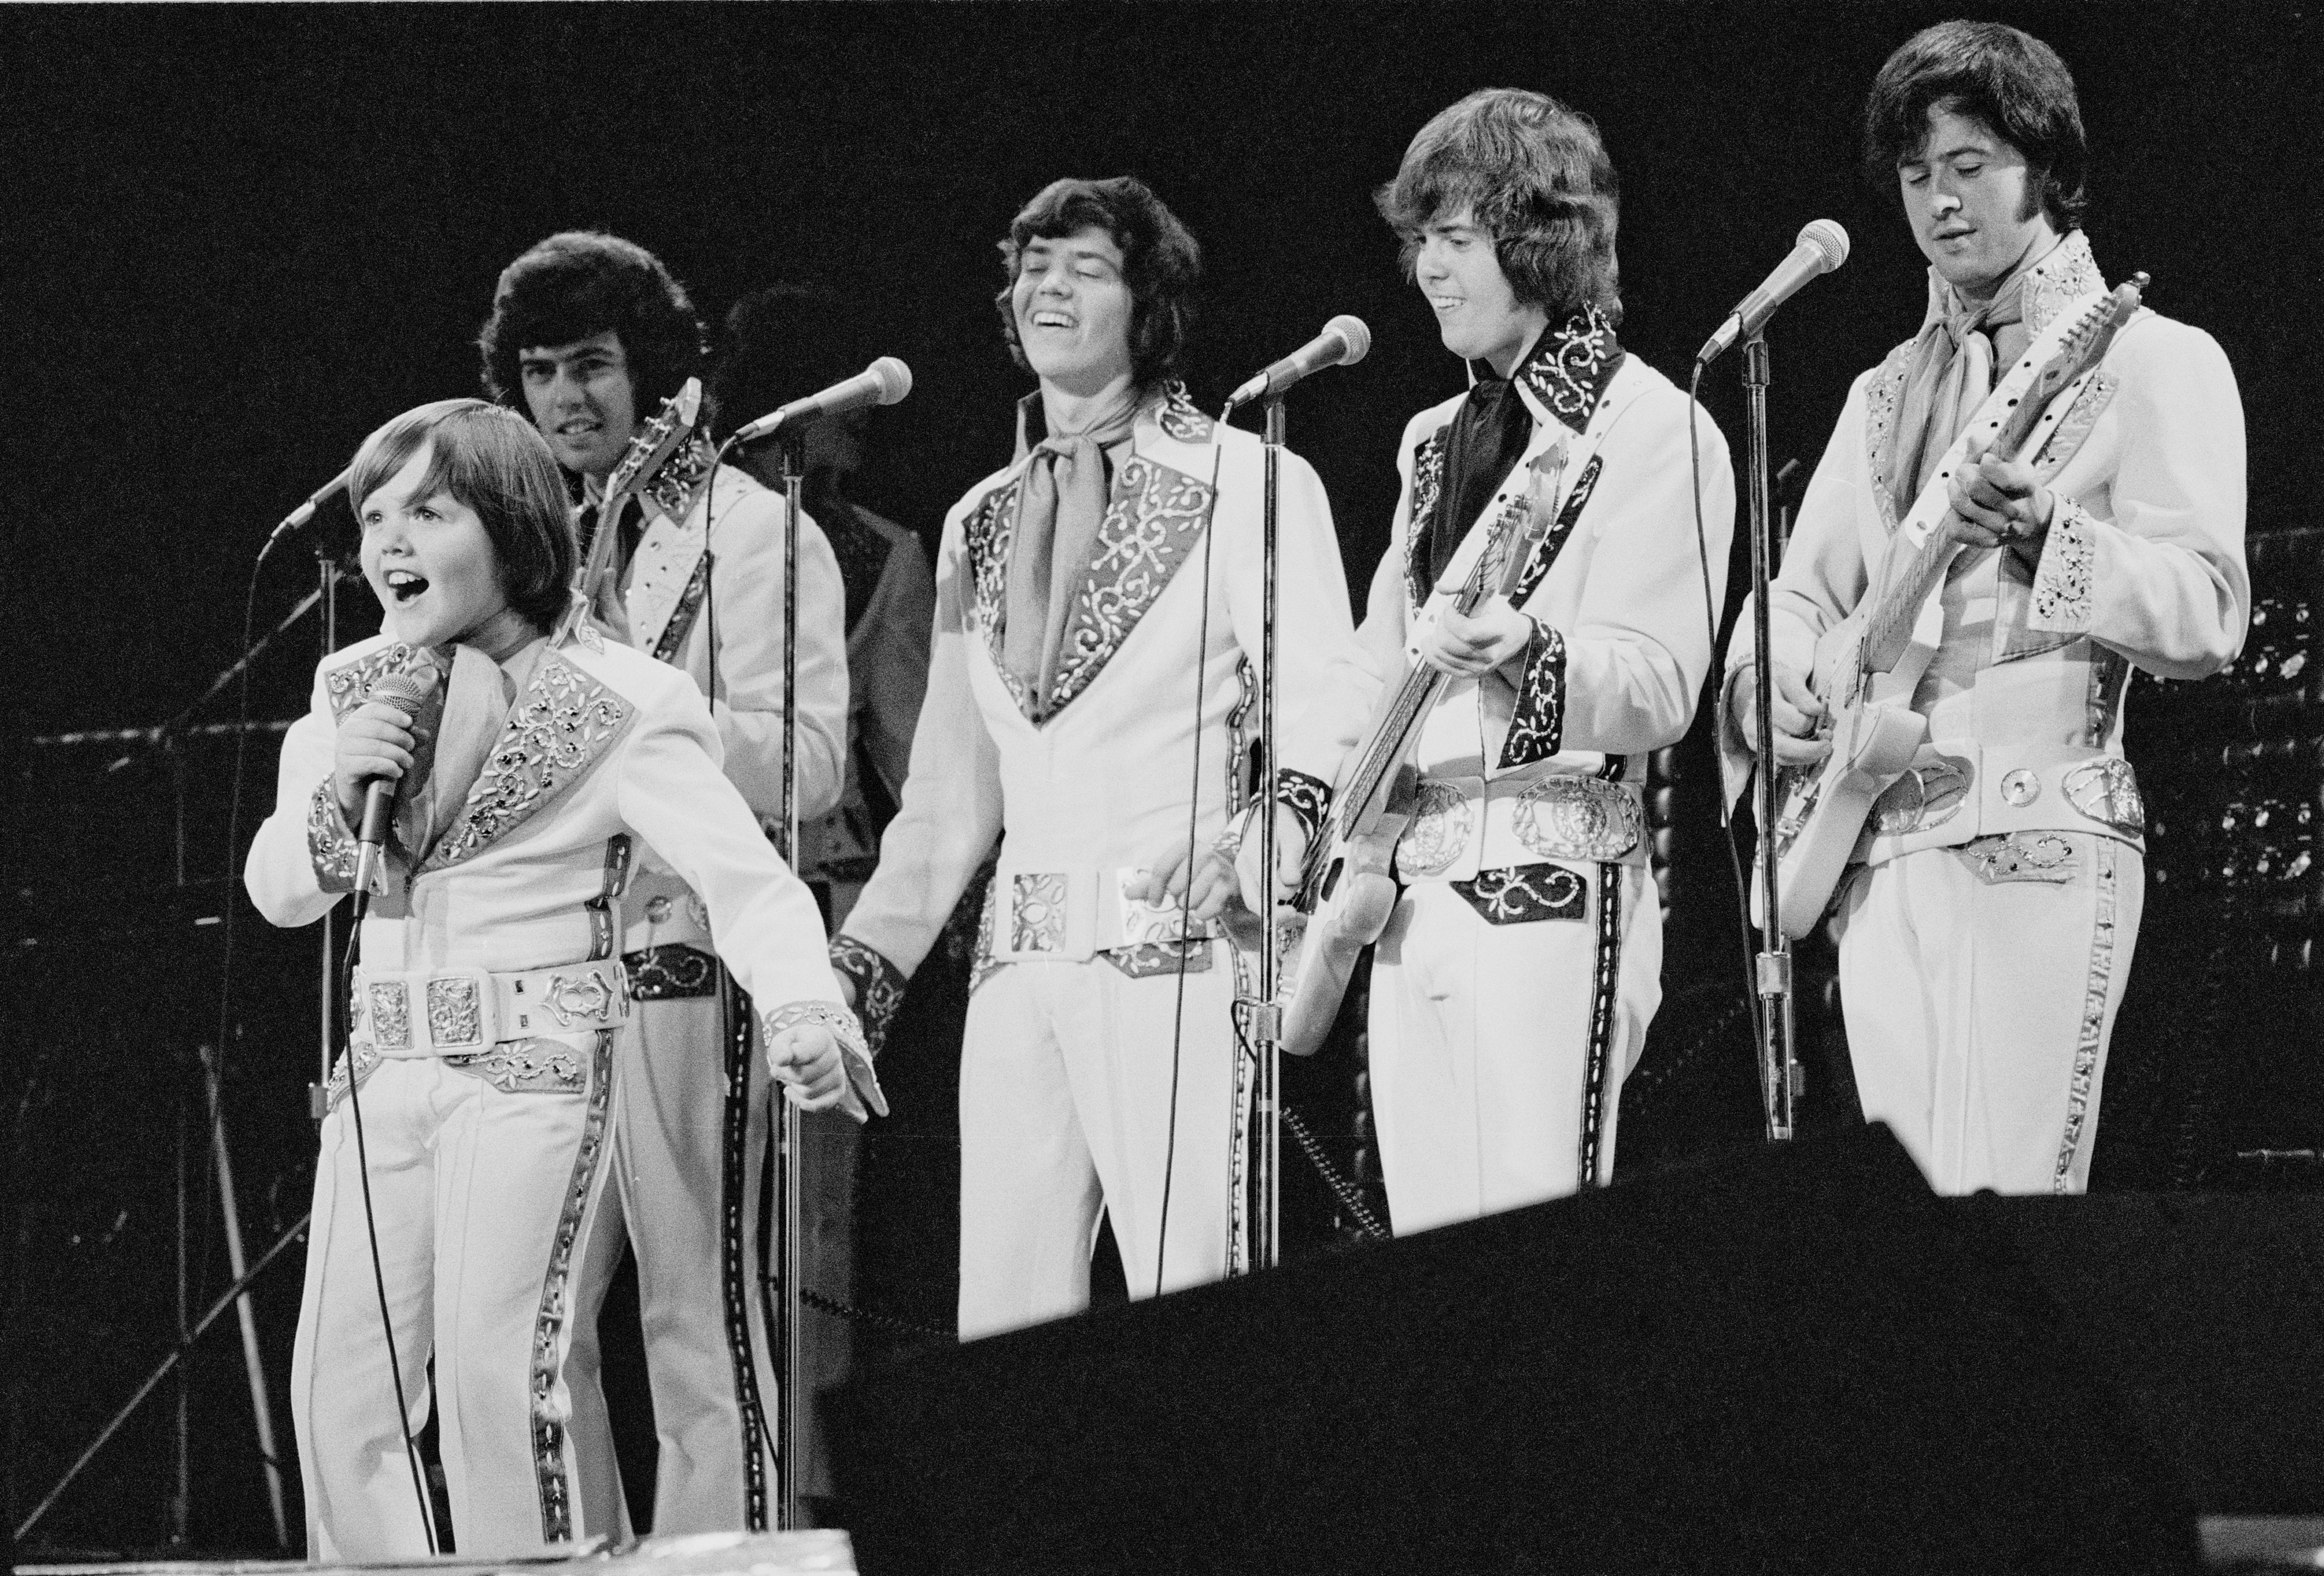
top-left (349, 399), bottom-right (577, 634)
top-left (1376, 88), bottom-right (1623, 327)
top-left (1863, 20), bottom-right (2089, 231)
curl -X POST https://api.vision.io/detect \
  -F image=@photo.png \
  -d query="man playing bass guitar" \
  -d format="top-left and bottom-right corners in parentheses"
top-left (1722, 22), bottom-right (2248, 1195)
top-left (1269, 89), bottom-right (1735, 1234)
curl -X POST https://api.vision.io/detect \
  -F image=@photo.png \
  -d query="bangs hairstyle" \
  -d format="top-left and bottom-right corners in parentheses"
top-left (1376, 89), bottom-right (1623, 328)
top-left (1863, 21), bottom-right (2088, 231)
top-left (349, 399), bottom-right (577, 636)
top-left (993, 176), bottom-right (1202, 390)
top-left (477, 231), bottom-right (706, 417)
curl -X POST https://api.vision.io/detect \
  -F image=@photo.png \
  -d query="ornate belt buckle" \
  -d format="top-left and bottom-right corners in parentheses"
top-left (1513, 776), bottom-right (1642, 861)
top-left (423, 970), bottom-right (489, 1052)
top-left (1009, 872), bottom-right (1069, 954)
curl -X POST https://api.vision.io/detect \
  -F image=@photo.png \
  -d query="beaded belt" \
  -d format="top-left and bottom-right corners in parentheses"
top-left (352, 959), bottom-right (630, 1056)
top-left (623, 942), bottom-right (721, 1001)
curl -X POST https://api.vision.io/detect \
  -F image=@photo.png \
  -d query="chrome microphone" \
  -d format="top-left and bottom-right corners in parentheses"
top-left (353, 668), bottom-right (438, 897)
top-left (730, 357), bottom-right (913, 444)
top-left (1695, 220), bottom-right (1851, 368)
top-left (1222, 315), bottom-right (1372, 413)
top-left (266, 465), bottom-right (354, 547)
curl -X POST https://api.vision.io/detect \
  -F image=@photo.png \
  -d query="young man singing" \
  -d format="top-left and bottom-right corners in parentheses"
top-left (829, 178), bottom-right (1355, 1338)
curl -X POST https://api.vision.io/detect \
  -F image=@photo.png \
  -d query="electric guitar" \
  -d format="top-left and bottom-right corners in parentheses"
top-left (573, 377), bottom-right (704, 624)
top-left (1753, 274), bottom-right (2146, 939)
top-left (1276, 442), bottom-right (1568, 1057)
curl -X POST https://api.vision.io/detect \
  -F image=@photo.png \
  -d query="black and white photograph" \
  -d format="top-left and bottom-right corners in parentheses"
top-left (5, 3), bottom-right (2319, 1571)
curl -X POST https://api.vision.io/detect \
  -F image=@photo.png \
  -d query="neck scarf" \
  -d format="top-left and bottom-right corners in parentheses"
top-left (1890, 259), bottom-right (2042, 520)
top-left (1003, 385), bottom-right (1143, 715)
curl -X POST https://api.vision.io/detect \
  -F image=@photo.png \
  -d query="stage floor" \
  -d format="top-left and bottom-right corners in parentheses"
top-left (20, 1531), bottom-right (856, 1576)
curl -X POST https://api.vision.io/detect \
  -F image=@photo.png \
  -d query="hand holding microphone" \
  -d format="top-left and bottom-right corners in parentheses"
top-left (332, 667), bottom-right (440, 893)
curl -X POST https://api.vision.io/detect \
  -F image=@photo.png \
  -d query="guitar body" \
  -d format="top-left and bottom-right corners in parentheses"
top-left (1282, 760), bottom-right (1416, 1057)
top-left (1754, 598), bottom-right (1938, 937)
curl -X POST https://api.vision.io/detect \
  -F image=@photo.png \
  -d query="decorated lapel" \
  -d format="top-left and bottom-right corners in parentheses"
top-left (1045, 388), bottom-right (1217, 717)
top-left (419, 648), bottom-right (634, 873)
top-left (960, 470), bottom-right (1028, 714)
top-left (1405, 310), bottom-right (1624, 618)
top-left (1514, 305), bottom-right (1624, 434)
top-left (324, 641), bottom-right (439, 722)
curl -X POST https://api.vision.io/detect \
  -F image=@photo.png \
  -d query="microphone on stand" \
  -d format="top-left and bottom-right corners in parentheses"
top-left (1695, 220), bottom-right (1851, 368)
top-left (265, 466), bottom-right (354, 549)
top-left (353, 669), bottom-right (438, 899)
top-left (729, 357), bottom-right (913, 444)
top-left (1221, 315), bottom-right (1372, 414)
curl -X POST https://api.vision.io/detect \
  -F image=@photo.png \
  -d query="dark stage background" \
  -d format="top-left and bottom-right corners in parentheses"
top-left (4, 0), bottom-right (2317, 1557)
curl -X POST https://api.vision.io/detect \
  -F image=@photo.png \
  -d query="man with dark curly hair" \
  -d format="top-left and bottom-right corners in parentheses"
top-left (827, 177), bottom-right (1356, 1338)
top-left (477, 231), bottom-right (855, 1529)
top-left (1723, 22), bottom-right (2246, 1194)
top-left (1273, 89), bottom-right (1734, 1234)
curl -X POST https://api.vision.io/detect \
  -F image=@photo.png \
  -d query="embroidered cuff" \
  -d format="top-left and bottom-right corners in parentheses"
top-left (307, 779), bottom-right (361, 893)
top-left (1274, 769), bottom-right (1333, 844)
top-left (763, 998), bottom-right (886, 1119)
top-left (1498, 618), bottom-right (1569, 769)
top-left (2029, 500), bottom-right (2098, 634)
top-left (827, 934), bottom-right (907, 1057)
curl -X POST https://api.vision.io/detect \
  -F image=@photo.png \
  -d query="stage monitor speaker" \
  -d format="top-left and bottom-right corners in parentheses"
top-left (827, 1124), bottom-right (2193, 1575)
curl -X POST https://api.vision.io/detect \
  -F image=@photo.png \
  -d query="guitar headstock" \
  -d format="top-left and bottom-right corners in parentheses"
top-left (2024, 273), bottom-right (2146, 410)
top-left (602, 377), bottom-right (703, 509)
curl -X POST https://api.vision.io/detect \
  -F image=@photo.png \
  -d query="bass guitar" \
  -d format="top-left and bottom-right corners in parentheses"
top-left (1277, 440), bottom-right (1569, 1056)
top-left (1753, 274), bottom-right (2145, 938)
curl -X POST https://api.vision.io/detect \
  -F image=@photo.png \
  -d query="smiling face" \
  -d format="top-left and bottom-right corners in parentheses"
top-left (1413, 205), bottom-right (1549, 377)
top-left (1897, 103), bottom-right (2060, 302)
top-left (1009, 226), bottom-right (1136, 398)
top-left (358, 440), bottom-right (528, 656)
top-left (518, 330), bottom-right (639, 483)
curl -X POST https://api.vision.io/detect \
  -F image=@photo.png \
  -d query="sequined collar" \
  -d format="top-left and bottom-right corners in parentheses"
top-left (1012, 381), bottom-right (1212, 459)
top-left (1919, 229), bottom-right (2105, 342)
top-left (1474, 305), bottom-right (1625, 435)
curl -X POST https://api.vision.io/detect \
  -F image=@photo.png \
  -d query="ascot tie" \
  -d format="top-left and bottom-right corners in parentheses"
top-left (395, 644), bottom-right (517, 863)
top-left (1890, 270), bottom-right (2034, 522)
top-left (1003, 388), bottom-right (1141, 717)
top-left (1428, 371), bottom-right (1535, 590)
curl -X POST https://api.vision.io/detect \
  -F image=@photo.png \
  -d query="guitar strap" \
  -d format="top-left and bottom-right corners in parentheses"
top-left (1412, 365), bottom-right (1641, 633)
top-left (1882, 290), bottom-right (2112, 566)
top-left (625, 438), bottom-right (724, 659)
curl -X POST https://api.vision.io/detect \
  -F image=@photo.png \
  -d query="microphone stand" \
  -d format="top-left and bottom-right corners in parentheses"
top-left (1249, 399), bottom-right (1287, 1270)
top-left (1742, 331), bottom-right (1801, 1141)
top-left (315, 547), bottom-right (342, 1127)
top-left (773, 430), bottom-right (807, 1528)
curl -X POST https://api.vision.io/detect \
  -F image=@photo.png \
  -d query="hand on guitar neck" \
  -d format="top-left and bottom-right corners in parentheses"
top-left (1415, 594), bottom-right (1534, 678)
top-left (1940, 433), bottom-right (2057, 567)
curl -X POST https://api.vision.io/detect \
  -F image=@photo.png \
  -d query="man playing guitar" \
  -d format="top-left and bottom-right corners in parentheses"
top-left (1723, 22), bottom-right (2248, 1194)
top-left (1275, 90), bottom-right (1735, 1234)
top-left (479, 231), bottom-right (856, 1529)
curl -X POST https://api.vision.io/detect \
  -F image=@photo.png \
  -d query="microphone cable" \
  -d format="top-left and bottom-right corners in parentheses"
top-left (1152, 434), bottom-right (1226, 1301)
top-left (341, 875), bottom-right (441, 1554)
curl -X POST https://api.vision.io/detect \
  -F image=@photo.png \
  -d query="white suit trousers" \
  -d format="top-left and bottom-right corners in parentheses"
top-left (1369, 865), bottom-right (1661, 1236)
top-left (291, 1047), bottom-right (627, 1560)
top-left (1833, 836), bottom-right (2144, 1194)
top-left (956, 952), bottom-right (1238, 1339)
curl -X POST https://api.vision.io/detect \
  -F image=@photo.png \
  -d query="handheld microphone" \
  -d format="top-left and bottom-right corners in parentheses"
top-left (266, 465), bottom-right (354, 547)
top-left (1695, 220), bottom-right (1851, 368)
top-left (353, 669), bottom-right (438, 898)
top-left (730, 357), bottom-right (912, 445)
top-left (1222, 315), bottom-right (1372, 413)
